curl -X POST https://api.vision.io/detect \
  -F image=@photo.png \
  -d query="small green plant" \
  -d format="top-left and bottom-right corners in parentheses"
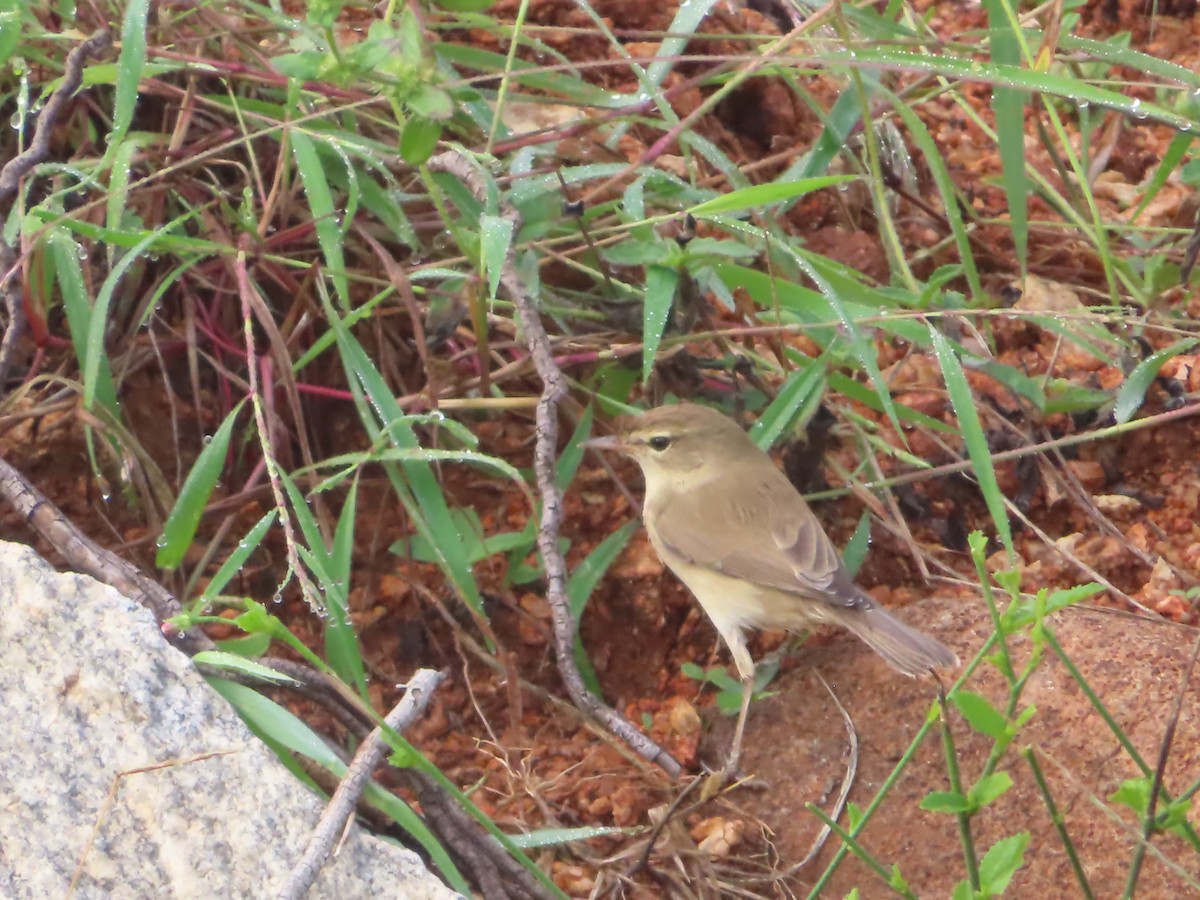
top-left (681, 657), bottom-right (780, 715)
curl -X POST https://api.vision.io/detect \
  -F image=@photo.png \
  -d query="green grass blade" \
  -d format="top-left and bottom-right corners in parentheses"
top-left (1114, 339), bottom-right (1199, 424)
top-left (210, 678), bottom-right (471, 893)
top-left (202, 510), bottom-right (278, 601)
top-left (156, 401), bottom-right (244, 570)
top-left (983, 0), bottom-right (1029, 270)
top-left (642, 264), bottom-right (679, 382)
top-left (317, 288), bottom-right (485, 614)
top-left (480, 212), bottom-right (514, 301)
top-left (290, 130), bottom-right (351, 310)
top-left (887, 95), bottom-right (982, 301)
top-left (568, 518), bottom-right (639, 697)
top-left (109, 0), bottom-right (149, 152)
top-left (690, 175), bottom-right (855, 218)
top-left (749, 356), bottom-right (827, 450)
top-left (47, 228), bottom-right (120, 421)
top-left (929, 326), bottom-right (1014, 557)
top-left (324, 476), bottom-right (367, 695)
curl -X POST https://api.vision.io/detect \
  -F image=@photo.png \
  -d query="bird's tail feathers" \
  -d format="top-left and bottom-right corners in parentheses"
top-left (832, 606), bottom-right (958, 677)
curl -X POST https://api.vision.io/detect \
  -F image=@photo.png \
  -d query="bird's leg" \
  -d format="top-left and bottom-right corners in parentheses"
top-left (724, 671), bottom-right (755, 778)
top-left (720, 628), bottom-right (757, 780)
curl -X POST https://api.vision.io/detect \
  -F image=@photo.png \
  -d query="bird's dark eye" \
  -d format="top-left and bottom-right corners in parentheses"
top-left (648, 435), bottom-right (672, 451)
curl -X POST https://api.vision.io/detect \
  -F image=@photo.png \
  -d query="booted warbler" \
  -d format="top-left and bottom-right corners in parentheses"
top-left (585, 402), bottom-right (957, 772)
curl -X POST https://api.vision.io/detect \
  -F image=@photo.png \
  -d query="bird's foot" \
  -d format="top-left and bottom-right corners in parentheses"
top-left (699, 762), bottom-right (768, 800)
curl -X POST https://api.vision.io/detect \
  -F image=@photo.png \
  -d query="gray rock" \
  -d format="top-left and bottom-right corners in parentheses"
top-left (0, 540), bottom-right (460, 900)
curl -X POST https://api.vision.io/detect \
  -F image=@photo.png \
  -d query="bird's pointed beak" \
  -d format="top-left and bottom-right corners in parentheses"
top-left (581, 434), bottom-right (623, 451)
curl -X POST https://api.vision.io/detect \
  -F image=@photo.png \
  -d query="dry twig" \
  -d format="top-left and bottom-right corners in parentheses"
top-left (0, 456), bottom-right (214, 655)
top-left (278, 668), bottom-right (446, 900)
top-left (427, 149), bottom-right (682, 778)
top-left (0, 29), bottom-right (112, 391)
top-left (783, 672), bottom-right (858, 875)
top-left (0, 29), bottom-right (112, 205)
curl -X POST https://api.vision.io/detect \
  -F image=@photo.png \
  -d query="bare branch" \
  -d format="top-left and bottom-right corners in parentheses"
top-left (278, 668), bottom-right (446, 900)
top-left (0, 456), bottom-right (214, 655)
top-left (0, 29), bottom-right (111, 389)
top-left (0, 29), bottom-right (111, 205)
top-left (428, 150), bottom-right (681, 778)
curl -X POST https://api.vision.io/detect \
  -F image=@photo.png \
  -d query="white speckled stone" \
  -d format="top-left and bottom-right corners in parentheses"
top-left (0, 541), bottom-right (460, 900)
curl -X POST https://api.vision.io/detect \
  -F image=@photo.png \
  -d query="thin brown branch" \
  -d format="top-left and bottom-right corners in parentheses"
top-left (427, 149), bottom-right (682, 778)
top-left (0, 29), bottom-right (112, 205)
top-left (0, 29), bottom-right (111, 390)
top-left (0, 455), bottom-right (213, 655)
top-left (278, 668), bottom-right (446, 900)
top-left (784, 672), bottom-right (858, 875)
top-left (0, 243), bottom-right (24, 391)
top-left (235, 243), bottom-right (322, 611)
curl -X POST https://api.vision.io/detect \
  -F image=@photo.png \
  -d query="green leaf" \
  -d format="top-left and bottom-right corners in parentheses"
top-left (203, 510), bottom-right (278, 601)
top-left (1110, 776), bottom-right (1151, 815)
top-left (689, 175), bottom-right (856, 217)
top-left (210, 678), bottom-right (341, 763)
top-left (887, 95), bottom-right (981, 301)
top-left (214, 632), bottom-right (272, 658)
top-left (48, 229), bottom-right (120, 422)
top-left (556, 405), bottom-right (594, 492)
top-left (748, 357), bottom-right (826, 450)
top-left (400, 116), bottom-right (441, 165)
top-left (846, 802), bottom-right (865, 830)
top-left (0, 0), bottom-right (24, 67)
top-left (680, 661), bottom-right (705, 680)
top-left (642, 264), bottom-right (679, 382)
top-left (930, 326), bottom-right (1013, 557)
top-left (567, 517), bottom-right (639, 697)
top-left (193, 650), bottom-right (299, 684)
top-left (320, 298), bottom-right (485, 616)
top-left (1045, 582), bottom-right (1104, 612)
top-left (1003, 582), bottom-right (1103, 630)
top-left (110, 0), bottom-right (150, 151)
top-left (434, 0), bottom-right (497, 11)
top-left (603, 237), bottom-right (672, 267)
top-left (156, 402), bottom-right (243, 569)
top-left (952, 691), bottom-right (1008, 739)
top-left (920, 791), bottom-right (971, 813)
top-left (978, 832), bottom-right (1030, 895)
top-left (325, 478), bottom-right (367, 696)
top-left (408, 84), bottom-right (454, 121)
top-left (1114, 338), bottom-right (1199, 424)
top-left (841, 511), bottom-right (872, 580)
top-left (1133, 132), bottom-right (1193, 223)
top-left (971, 771), bottom-right (1013, 808)
top-left (568, 520), bottom-right (639, 622)
top-left (479, 213), bottom-right (514, 301)
top-left (790, 85), bottom-right (868, 181)
top-left (291, 130), bottom-right (350, 309)
top-left (982, 0), bottom-right (1029, 269)
top-left (1156, 796), bottom-right (1194, 834)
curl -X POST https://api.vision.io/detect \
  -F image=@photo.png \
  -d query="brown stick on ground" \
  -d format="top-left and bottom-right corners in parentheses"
top-left (278, 668), bottom-right (447, 900)
top-left (0, 29), bottom-right (112, 206)
top-left (0, 30), bottom-right (112, 390)
top-left (428, 149), bottom-right (682, 778)
top-left (0, 456), bottom-right (215, 656)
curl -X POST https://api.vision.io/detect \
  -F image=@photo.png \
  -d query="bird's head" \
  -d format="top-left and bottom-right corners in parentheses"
top-left (583, 402), bottom-right (753, 482)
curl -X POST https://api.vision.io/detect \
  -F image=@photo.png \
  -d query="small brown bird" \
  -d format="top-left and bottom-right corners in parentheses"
top-left (585, 402), bottom-right (957, 774)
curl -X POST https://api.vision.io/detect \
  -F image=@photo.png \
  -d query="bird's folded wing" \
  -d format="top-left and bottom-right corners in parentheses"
top-left (652, 471), bottom-right (869, 609)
